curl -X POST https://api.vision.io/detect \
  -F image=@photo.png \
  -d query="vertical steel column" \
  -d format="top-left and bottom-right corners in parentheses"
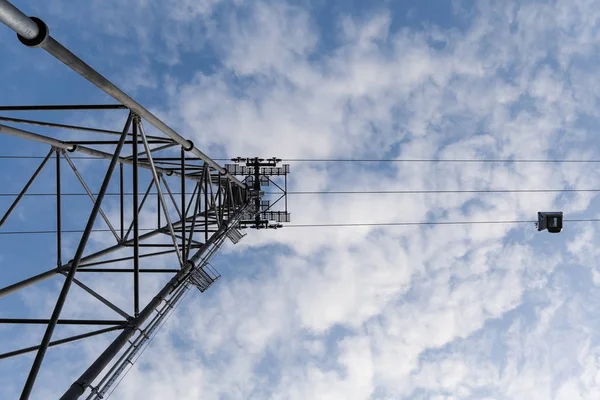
top-left (20, 114), bottom-right (133, 400)
top-left (254, 158), bottom-right (261, 226)
top-left (157, 187), bottom-right (161, 229)
top-left (132, 119), bottom-right (140, 317)
top-left (119, 163), bottom-right (124, 241)
top-left (204, 166), bottom-right (209, 241)
top-left (181, 147), bottom-right (186, 261)
top-left (284, 173), bottom-right (288, 213)
top-left (217, 172), bottom-right (222, 223)
top-left (56, 149), bottom-right (62, 267)
top-left (227, 182), bottom-right (233, 221)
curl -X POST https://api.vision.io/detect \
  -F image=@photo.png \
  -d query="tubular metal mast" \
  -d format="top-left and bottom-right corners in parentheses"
top-left (0, 1), bottom-right (289, 399)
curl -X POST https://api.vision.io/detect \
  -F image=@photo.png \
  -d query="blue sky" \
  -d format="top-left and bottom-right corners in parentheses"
top-left (3, 0), bottom-right (600, 398)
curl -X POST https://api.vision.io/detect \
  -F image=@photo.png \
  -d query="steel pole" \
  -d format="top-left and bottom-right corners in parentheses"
top-left (119, 163), bottom-right (124, 240)
top-left (56, 150), bottom-right (62, 267)
top-left (181, 148), bottom-right (186, 260)
top-left (0, 0), bottom-right (37, 39)
top-left (0, 123), bottom-right (75, 151)
top-left (0, 269), bottom-right (57, 298)
top-left (132, 120), bottom-right (140, 316)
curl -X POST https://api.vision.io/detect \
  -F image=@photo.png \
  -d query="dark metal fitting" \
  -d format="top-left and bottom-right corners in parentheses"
top-left (17, 17), bottom-right (49, 48)
top-left (183, 140), bottom-right (194, 151)
top-left (67, 144), bottom-right (78, 152)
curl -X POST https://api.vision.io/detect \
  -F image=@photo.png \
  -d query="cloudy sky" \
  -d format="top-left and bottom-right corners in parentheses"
top-left (2, 0), bottom-right (600, 398)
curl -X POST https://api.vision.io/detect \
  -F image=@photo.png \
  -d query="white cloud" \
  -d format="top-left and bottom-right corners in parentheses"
top-left (4, 0), bottom-right (600, 398)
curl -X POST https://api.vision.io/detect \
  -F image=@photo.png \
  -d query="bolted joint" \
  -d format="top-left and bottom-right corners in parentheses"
top-left (169, 260), bottom-right (196, 294)
top-left (182, 140), bottom-right (194, 151)
top-left (87, 385), bottom-right (100, 396)
top-left (17, 17), bottom-right (48, 48)
top-left (124, 316), bottom-right (137, 328)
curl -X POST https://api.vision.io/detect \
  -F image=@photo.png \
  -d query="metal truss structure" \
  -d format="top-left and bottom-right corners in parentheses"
top-left (0, 1), bottom-right (289, 399)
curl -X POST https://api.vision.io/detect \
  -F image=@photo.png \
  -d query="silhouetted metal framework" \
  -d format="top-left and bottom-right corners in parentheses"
top-left (0, 1), bottom-right (289, 399)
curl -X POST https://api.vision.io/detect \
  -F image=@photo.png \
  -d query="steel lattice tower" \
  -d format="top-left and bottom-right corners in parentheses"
top-left (0, 1), bottom-right (290, 398)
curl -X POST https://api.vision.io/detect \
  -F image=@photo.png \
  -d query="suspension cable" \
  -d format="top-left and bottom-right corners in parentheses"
top-left (3, 155), bottom-right (600, 163)
top-left (284, 218), bottom-right (600, 228)
top-left (2, 218), bottom-right (600, 234)
top-left (1, 188), bottom-right (600, 198)
top-left (276, 189), bottom-right (600, 195)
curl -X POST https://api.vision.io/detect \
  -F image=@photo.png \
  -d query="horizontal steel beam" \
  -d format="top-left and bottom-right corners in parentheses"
top-left (0, 123), bottom-right (75, 151)
top-left (0, 104), bottom-right (126, 111)
top-left (76, 268), bottom-right (179, 273)
top-left (0, 319), bottom-right (125, 325)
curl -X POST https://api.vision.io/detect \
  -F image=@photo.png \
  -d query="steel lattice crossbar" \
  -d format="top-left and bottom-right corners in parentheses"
top-left (0, 1), bottom-right (287, 399)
